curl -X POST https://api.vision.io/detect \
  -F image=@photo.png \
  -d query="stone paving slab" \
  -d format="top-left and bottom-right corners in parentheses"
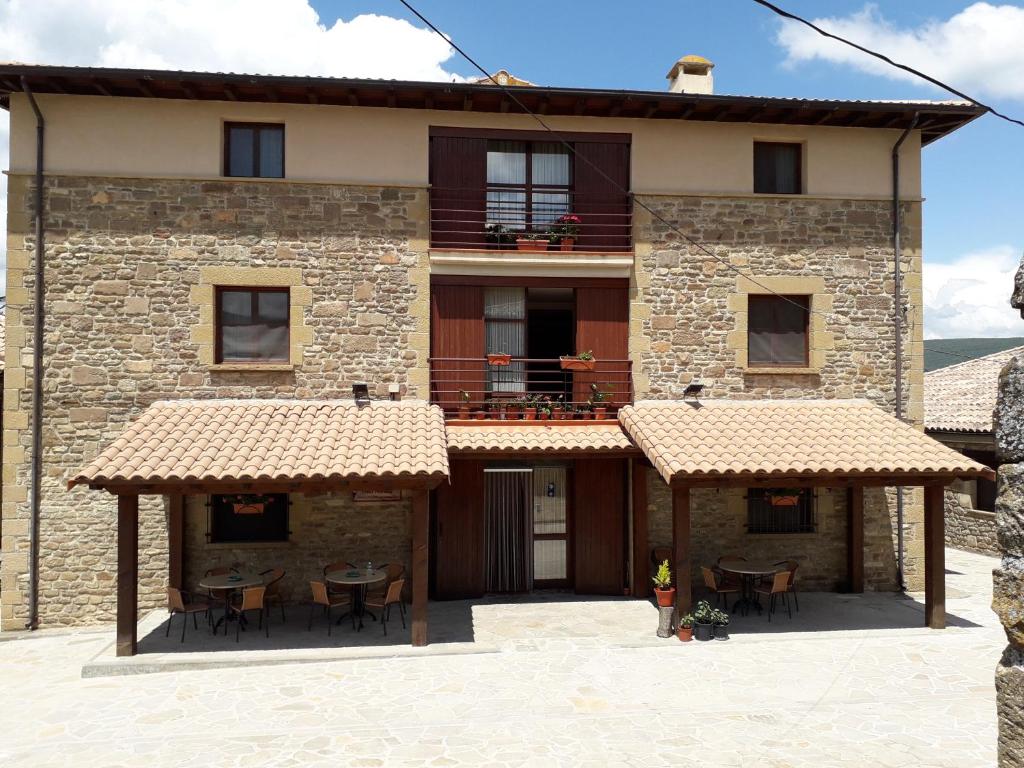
top-left (0, 548), bottom-right (1002, 767)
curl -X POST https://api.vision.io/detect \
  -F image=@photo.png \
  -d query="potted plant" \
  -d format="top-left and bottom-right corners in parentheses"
top-left (769, 488), bottom-right (802, 507)
top-left (505, 398), bottom-right (522, 420)
top-left (712, 608), bottom-right (730, 641)
top-left (473, 408), bottom-right (486, 420)
top-left (589, 383), bottom-right (609, 419)
top-left (677, 613), bottom-right (694, 642)
top-left (651, 559), bottom-right (676, 608)
top-left (560, 350), bottom-right (596, 371)
top-left (693, 600), bottom-right (715, 641)
top-left (548, 213), bottom-right (581, 251)
top-left (537, 395), bottom-right (552, 420)
top-left (516, 232), bottom-right (549, 252)
top-left (485, 223), bottom-right (515, 250)
top-left (226, 493), bottom-right (272, 515)
top-left (457, 390), bottom-right (471, 419)
top-left (487, 352), bottom-right (512, 366)
top-left (487, 398), bottom-right (505, 420)
top-left (521, 395), bottom-right (538, 421)
top-left (550, 395), bottom-right (565, 420)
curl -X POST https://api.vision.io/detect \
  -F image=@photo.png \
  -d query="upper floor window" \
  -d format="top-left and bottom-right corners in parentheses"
top-left (754, 141), bottom-right (801, 194)
top-left (216, 287), bottom-right (290, 363)
top-left (224, 122), bottom-right (284, 178)
top-left (748, 295), bottom-right (809, 367)
top-left (747, 488), bottom-right (816, 534)
top-left (210, 493), bottom-right (289, 543)
top-left (487, 140), bottom-right (571, 232)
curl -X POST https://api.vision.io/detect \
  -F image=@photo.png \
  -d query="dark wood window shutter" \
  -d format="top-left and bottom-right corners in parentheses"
top-left (574, 286), bottom-right (630, 407)
top-left (430, 285), bottom-right (485, 410)
top-left (572, 142), bottom-right (631, 252)
top-left (430, 136), bottom-right (487, 248)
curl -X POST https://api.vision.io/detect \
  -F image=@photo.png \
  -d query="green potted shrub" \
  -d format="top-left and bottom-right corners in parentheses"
top-left (521, 395), bottom-right (538, 420)
top-left (693, 600), bottom-right (715, 641)
top-left (560, 349), bottom-right (596, 371)
top-left (457, 389), bottom-right (471, 419)
top-left (485, 223), bottom-right (515, 250)
top-left (677, 613), bottom-right (694, 642)
top-left (651, 559), bottom-right (675, 608)
top-left (589, 383), bottom-right (610, 419)
top-left (712, 608), bottom-right (730, 641)
top-left (537, 395), bottom-right (552, 421)
top-left (547, 213), bottom-right (581, 251)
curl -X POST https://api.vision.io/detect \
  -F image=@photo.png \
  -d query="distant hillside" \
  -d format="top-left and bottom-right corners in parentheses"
top-left (924, 337), bottom-right (1024, 372)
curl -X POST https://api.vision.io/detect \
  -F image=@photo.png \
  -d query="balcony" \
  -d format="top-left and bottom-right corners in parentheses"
top-left (429, 188), bottom-right (633, 254)
top-left (429, 356), bottom-right (633, 421)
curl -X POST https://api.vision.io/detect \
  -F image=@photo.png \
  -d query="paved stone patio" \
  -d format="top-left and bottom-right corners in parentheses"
top-left (0, 547), bottom-right (1002, 766)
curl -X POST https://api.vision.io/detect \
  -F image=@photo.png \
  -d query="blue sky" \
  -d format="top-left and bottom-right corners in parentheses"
top-left (0, 0), bottom-right (1021, 336)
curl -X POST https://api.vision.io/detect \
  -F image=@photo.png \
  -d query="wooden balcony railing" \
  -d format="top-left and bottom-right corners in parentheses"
top-left (429, 188), bottom-right (633, 252)
top-left (429, 356), bottom-right (633, 420)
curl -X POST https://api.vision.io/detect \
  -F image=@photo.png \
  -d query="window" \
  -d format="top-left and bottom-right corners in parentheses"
top-left (485, 287), bottom-right (526, 393)
top-left (747, 489), bottom-right (816, 534)
top-left (486, 140), bottom-right (571, 232)
top-left (224, 123), bottom-right (284, 178)
top-left (210, 494), bottom-right (289, 543)
top-left (747, 295), bottom-right (810, 367)
top-left (216, 287), bottom-right (290, 363)
top-left (754, 141), bottom-right (802, 194)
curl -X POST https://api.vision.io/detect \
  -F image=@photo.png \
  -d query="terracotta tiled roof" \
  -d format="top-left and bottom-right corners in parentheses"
top-left (925, 346), bottom-right (1024, 433)
top-left (447, 423), bottom-right (637, 453)
top-left (69, 399), bottom-right (449, 489)
top-left (619, 399), bottom-right (992, 483)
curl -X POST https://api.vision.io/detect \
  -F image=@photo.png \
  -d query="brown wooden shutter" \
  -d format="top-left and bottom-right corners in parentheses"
top-left (433, 459), bottom-right (486, 599)
top-left (572, 142), bottom-right (631, 252)
top-left (430, 285), bottom-right (485, 411)
top-left (574, 286), bottom-right (630, 409)
top-left (574, 458), bottom-right (627, 595)
top-left (429, 136), bottom-right (487, 248)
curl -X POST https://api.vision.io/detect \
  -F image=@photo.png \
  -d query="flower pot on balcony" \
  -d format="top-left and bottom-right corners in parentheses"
top-left (457, 406), bottom-right (470, 419)
top-left (770, 494), bottom-right (801, 507)
top-left (516, 238), bottom-right (549, 253)
top-left (522, 407), bottom-right (537, 421)
top-left (539, 411), bottom-right (550, 421)
top-left (559, 356), bottom-right (596, 371)
top-left (474, 410), bottom-right (486, 420)
top-left (487, 353), bottom-right (512, 366)
top-left (593, 406), bottom-right (607, 420)
top-left (559, 237), bottom-right (576, 252)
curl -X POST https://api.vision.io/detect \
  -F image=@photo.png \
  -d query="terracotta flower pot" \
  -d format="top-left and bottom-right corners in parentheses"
top-left (516, 238), bottom-right (548, 252)
top-left (487, 353), bottom-right (511, 366)
top-left (474, 410), bottom-right (486, 420)
top-left (522, 407), bottom-right (537, 421)
top-left (654, 586), bottom-right (676, 608)
top-left (559, 357), bottom-right (596, 371)
top-left (457, 406), bottom-right (470, 419)
top-left (539, 411), bottom-right (550, 420)
top-left (677, 626), bottom-right (693, 642)
top-left (593, 406), bottom-right (607, 420)
top-left (559, 237), bottom-right (575, 252)
top-left (233, 503), bottom-right (264, 515)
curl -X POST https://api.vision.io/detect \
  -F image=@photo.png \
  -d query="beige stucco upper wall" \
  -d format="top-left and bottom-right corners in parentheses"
top-left (6, 93), bottom-right (922, 198)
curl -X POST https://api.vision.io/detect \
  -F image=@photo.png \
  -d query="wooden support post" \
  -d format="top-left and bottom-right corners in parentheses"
top-left (672, 485), bottom-right (691, 616)
top-left (116, 494), bottom-right (139, 657)
top-left (411, 490), bottom-right (429, 646)
top-left (924, 483), bottom-right (946, 629)
top-left (847, 486), bottom-right (864, 593)
top-left (167, 494), bottom-right (184, 590)
top-left (631, 460), bottom-right (649, 598)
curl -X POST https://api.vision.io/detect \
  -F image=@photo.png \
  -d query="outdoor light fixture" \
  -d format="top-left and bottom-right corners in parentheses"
top-left (352, 382), bottom-right (370, 404)
top-left (546, 481), bottom-right (556, 497)
top-left (683, 378), bottom-right (705, 399)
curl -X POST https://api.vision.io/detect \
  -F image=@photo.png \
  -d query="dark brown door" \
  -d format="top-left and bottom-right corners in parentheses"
top-left (573, 458), bottom-right (627, 595)
top-left (434, 459), bottom-right (486, 599)
top-left (574, 286), bottom-right (630, 409)
top-left (431, 285), bottom-right (485, 412)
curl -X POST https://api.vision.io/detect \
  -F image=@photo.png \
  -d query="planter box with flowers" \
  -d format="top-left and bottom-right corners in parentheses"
top-left (560, 350), bottom-right (596, 371)
top-left (225, 493), bottom-right (273, 515)
top-left (548, 213), bottom-right (582, 251)
top-left (516, 233), bottom-right (549, 252)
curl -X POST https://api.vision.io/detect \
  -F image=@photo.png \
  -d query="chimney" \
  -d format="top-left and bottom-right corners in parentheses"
top-left (666, 55), bottom-right (714, 95)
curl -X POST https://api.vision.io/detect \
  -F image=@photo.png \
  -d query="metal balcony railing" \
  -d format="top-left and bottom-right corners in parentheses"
top-left (429, 356), bottom-right (633, 420)
top-left (429, 187), bottom-right (633, 253)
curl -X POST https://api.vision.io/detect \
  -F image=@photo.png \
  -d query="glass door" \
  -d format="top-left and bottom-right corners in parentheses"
top-left (532, 465), bottom-right (570, 588)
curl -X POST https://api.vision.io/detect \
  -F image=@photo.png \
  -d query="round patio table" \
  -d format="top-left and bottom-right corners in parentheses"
top-left (717, 561), bottom-right (783, 616)
top-left (325, 568), bottom-right (387, 630)
top-left (198, 572), bottom-right (263, 634)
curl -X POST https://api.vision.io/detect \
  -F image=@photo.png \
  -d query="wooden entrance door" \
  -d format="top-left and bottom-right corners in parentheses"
top-left (573, 458), bottom-right (627, 595)
top-left (433, 459), bottom-right (485, 599)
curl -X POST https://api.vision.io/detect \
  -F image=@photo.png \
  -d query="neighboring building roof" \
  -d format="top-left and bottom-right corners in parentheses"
top-left (925, 345), bottom-right (1024, 433)
top-left (924, 337), bottom-right (1024, 372)
top-left (0, 64), bottom-right (984, 145)
top-left (471, 69), bottom-right (536, 87)
top-left (68, 399), bottom-right (449, 490)
top-left (447, 423), bottom-right (637, 454)
top-left (618, 399), bottom-right (992, 484)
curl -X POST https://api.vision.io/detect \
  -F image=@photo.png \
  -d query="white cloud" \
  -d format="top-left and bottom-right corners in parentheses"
top-left (0, 0), bottom-right (466, 289)
top-left (923, 245), bottom-right (1024, 339)
top-left (776, 2), bottom-right (1024, 101)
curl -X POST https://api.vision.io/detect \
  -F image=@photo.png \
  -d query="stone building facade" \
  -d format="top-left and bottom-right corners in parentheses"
top-left (944, 488), bottom-right (999, 555)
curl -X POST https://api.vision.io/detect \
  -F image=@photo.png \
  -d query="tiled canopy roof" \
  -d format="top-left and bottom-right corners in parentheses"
top-left (924, 346), bottom-right (1024, 433)
top-left (69, 399), bottom-right (449, 490)
top-left (447, 423), bottom-right (637, 453)
top-left (619, 399), bottom-right (993, 484)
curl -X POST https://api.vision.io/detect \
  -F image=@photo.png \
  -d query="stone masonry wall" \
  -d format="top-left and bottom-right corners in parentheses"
top-left (1, 174), bottom-right (430, 627)
top-left (944, 489), bottom-right (999, 555)
top-left (183, 493), bottom-right (412, 607)
top-left (630, 195), bottom-right (924, 592)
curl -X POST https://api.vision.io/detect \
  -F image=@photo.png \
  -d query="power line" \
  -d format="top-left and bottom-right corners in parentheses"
top-left (751, 0), bottom-right (1024, 130)
top-left (396, 0), bottom-right (974, 371)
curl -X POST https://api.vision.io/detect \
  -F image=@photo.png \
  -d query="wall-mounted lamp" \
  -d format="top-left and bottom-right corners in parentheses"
top-left (683, 378), bottom-right (705, 399)
top-left (352, 382), bottom-right (370, 404)
top-left (546, 481), bottom-right (556, 497)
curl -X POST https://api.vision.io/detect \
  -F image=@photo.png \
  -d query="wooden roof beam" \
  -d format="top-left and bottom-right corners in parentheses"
top-left (222, 84), bottom-right (238, 101)
top-left (387, 89), bottom-right (396, 108)
top-left (538, 96), bottom-right (550, 115)
top-left (305, 88), bottom-right (318, 104)
top-left (463, 94), bottom-right (473, 111)
top-left (643, 101), bottom-right (660, 118)
top-left (134, 79), bottom-right (153, 98)
top-left (347, 89), bottom-right (359, 106)
top-left (94, 79), bottom-right (113, 97)
top-left (180, 81), bottom-right (198, 99)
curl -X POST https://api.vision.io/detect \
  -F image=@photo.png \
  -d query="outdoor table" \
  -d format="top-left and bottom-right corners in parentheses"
top-left (717, 560), bottom-right (783, 616)
top-left (197, 571), bottom-right (262, 634)
top-left (325, 568), bottom-right (387, 630)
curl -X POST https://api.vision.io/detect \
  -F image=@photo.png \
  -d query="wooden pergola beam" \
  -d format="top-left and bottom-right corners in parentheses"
top-left (672, 485), bottom-right (691, 616)
top-left (924, 483), bottom-right (946, 629)
top-left (630, 459), bottom-right (649, 598)
top-left (168, 494), bottom-right (184, 591)
top-left (847, 486), bottom-right (864, 593)
top-left (89, 477), bottom-right (445, 495)
top-left (411, 490), bottom-right (429, 646)
top-left (116, 494), bottom-right (139, 657)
